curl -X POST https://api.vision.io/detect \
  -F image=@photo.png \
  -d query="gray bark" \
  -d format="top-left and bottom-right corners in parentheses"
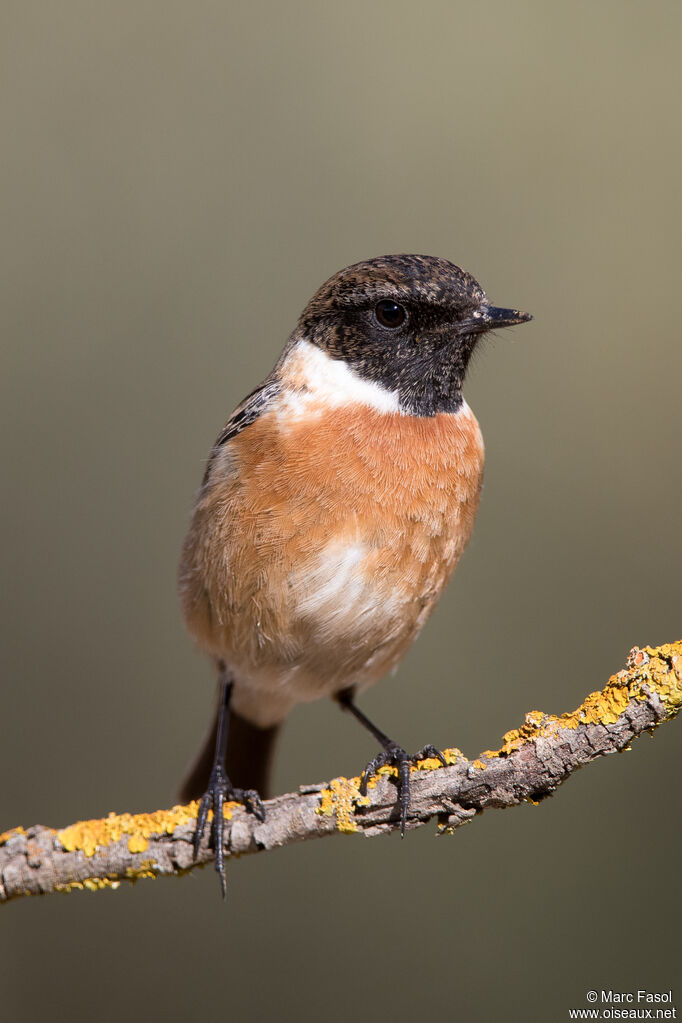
top-left (1, 644), bottom-right (677, 903)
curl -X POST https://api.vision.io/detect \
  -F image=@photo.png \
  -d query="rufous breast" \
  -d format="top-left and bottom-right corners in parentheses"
top-left (179, 393), bottom-right (484, 721)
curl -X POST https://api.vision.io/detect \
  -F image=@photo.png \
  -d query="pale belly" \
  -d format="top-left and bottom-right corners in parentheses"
top-left (179, 403), bottom-right (484, 726)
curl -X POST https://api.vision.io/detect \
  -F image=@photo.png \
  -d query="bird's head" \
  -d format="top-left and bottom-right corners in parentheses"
top-left (296, 254), bottom-right (532, 415)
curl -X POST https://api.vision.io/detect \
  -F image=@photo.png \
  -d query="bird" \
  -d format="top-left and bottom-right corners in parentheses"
top-left (178, 253), bottom-right (532, 893)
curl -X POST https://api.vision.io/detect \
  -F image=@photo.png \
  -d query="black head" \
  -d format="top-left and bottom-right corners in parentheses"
top-left (296, 254), bottom-right (532, 415)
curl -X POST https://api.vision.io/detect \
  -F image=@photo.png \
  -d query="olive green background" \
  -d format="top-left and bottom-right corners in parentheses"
top-left (1, 2), bottom-right (680, 1020)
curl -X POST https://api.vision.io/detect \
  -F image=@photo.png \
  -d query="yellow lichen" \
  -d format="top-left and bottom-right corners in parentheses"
top-left (0, 826), bottom-right (26, 845)
top-left (317, 747), bottom-right (460, 831)
top-left (55, 876), bottom-right (121, 894)
top-left (317, 776), bottom-right (370, 833)
top-left (641, 643), bottom-right (682, 715)
top-left (479, 641), bottom-right (682, 761)
top-left (127, 833), bottom-right (149, 853)
top-left (441, 747), bottom-right (465, 766)
top-left (53, 859), bottom-right (162, 891)
top-left (125, 859), bottom-right (160, 883)
top-left (56, 800), bottom-right (213, 857)
top-left (414, 755), bottom-right (446, 772)
top-left (3, 641), bottom-right (678, 891)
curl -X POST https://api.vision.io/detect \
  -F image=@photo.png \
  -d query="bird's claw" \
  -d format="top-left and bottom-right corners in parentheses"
top-left (414, 744), bottom-right (448, 769)
top-left (359, 742), bottom-right (447, 836)
top-left (193, 764), bottom-right (265, 898)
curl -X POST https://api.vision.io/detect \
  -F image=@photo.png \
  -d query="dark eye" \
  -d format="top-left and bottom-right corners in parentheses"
top-left (374, 299), bottom-right (407, 329)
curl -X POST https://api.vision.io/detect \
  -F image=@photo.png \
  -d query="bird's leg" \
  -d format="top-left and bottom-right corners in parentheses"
top-left (336, 688), bottom-right (447, 836)
top-left (193, 668), bottom-right (265, 897)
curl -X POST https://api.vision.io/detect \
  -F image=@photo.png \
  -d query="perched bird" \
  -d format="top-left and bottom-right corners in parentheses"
top-left (178, 254), bottom-right (531, 892)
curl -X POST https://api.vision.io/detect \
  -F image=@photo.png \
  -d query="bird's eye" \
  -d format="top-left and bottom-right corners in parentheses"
top-left (374, 299), bottom-right (407, 329)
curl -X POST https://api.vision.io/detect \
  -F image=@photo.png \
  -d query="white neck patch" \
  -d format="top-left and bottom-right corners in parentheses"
top-left (281, 340), bottom-right (402, 416)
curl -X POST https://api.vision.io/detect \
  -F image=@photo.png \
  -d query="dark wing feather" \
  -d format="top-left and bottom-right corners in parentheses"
top-left (201, 378), bottom-right (280, 485)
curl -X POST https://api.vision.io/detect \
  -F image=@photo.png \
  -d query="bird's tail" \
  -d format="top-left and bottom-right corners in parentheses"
top-left (178, 702), bottom-right (281, 804)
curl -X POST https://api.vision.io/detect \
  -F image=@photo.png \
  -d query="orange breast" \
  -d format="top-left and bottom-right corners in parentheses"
top-left (179, 402), bottom-right (484, 717)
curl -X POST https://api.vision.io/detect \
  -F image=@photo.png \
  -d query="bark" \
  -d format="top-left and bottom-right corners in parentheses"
top-left (1, 641), bottom-right (679, 903)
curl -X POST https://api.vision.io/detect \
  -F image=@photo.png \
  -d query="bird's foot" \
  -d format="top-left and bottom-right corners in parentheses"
top-left (359, 743), bottom-right (447, 836)
top-left (193, 763), bottom-right (265, 897)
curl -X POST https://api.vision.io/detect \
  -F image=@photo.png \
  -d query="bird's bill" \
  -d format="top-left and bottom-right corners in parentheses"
top-left (462, 305), bottom-right (533, 333)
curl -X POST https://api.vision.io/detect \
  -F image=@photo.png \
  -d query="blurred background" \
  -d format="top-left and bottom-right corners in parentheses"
top-left (1, 2), bottom-right (680, 1019)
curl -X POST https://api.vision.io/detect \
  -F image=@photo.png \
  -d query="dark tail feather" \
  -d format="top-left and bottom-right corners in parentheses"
top-left (178, 705), bottom-right (281, 804)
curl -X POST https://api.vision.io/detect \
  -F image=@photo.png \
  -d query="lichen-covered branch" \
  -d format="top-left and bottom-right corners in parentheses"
top-left (1, 642), bottom-right (680, 903)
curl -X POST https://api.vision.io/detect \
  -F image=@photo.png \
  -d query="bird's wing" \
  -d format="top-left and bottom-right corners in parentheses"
top-left (202, 377), bottom-right (280, 485)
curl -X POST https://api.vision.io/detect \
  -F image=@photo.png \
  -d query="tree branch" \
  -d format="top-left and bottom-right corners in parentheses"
top-left (1, 641), bottom-right (680, 903)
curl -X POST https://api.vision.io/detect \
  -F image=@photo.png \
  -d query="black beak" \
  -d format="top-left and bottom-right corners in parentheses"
top-left (462, 305), bottom-right (533, 334)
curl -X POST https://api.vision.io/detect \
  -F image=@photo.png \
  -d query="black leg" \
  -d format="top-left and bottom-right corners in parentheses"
top-left (193, 668), bottom-right (265, 898)
top-left (337, 688), bottom-right (447, 836)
